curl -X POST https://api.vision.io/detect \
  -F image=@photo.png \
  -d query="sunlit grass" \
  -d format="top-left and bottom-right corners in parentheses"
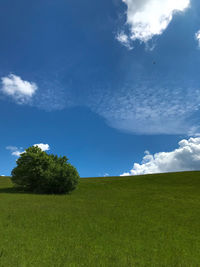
top-left (0, 171), bottom-right (200, 266)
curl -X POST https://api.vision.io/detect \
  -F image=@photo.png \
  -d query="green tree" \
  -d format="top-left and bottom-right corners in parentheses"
top-left (11, 146), bottom-right (80, 194)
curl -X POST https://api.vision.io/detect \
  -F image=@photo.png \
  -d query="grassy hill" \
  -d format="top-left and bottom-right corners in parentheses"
top-left (0, 171), bottom-right (200, 266)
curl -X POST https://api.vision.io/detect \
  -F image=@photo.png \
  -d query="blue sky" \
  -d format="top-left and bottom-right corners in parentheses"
top-left (1, 0), bottom-right (200, 177)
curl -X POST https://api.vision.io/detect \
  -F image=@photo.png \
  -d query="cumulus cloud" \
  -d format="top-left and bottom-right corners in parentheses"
top-left (195, 30), bottom-right (200, 47)
top-left (121, 137), bottom-right (200, 176)
top-left (6, 143), bottom-right (50, 157)
top-left (34, 143), bottom-right (50, 151)
top-left (0, 74), bottom-right (73, 111)
top-left (117, 0), bottom-right (190, 48)
top-left (1, 74), bottom-right (38, 104)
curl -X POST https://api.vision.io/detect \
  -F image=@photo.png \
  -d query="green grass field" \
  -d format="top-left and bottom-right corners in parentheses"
top-left (0, 171), bottom-right (200, 267)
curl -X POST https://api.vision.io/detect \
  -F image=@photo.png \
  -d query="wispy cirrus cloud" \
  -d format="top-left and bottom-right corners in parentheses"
top-left (87, 80), bottom-right (200, 135)
top-left (117, 0), bottom-right (190, 49)
top-left (121, 137), bottom-right (200, 176)
top-left (31, 79), bottom-right (70, 111)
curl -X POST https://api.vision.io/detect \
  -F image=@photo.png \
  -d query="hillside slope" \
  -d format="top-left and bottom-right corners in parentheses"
top-left (0, 171), bottom-right (200, 266)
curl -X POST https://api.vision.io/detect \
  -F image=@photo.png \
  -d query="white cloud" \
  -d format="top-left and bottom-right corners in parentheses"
top-left (118, 0), bottom-right (190, 47)
top-left (6, 146), bottom-right (23, 157)
top-left (11, 150), bottom-right (22, 157)
top-left (6, 143), bottom-right (50, 157)
top-left (195, 30), bottom-right (200, 47)
top-left (116, 32), bottom-right (133, 50)
top-left (1, 74), bottom-right (38, 104)
top-left (34, 143), bottom-right (50, 151)
top-left (121, 137), bottom-right (200, 176)
top-left (0, 74), bottom-right (77, 111)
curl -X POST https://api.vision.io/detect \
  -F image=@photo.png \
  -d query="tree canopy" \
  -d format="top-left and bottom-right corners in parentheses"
top-left (11, 146), bottom-right (79, 194)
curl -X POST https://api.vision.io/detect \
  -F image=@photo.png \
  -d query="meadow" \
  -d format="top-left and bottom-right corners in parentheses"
top-left (0, 171), bottom-right (200, 267)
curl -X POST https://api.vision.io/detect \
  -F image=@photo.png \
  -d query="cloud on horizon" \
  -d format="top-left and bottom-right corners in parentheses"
top-left (6, 143), bottom-right (50, 157)
top-left (33, 143), bottom-right (50, 151)
top-left (117, 0), bottom-right (190, 48)
top-left (121, 137), bottom-right (200, 176)
top-left (1, 74), bottom-right (38, 104)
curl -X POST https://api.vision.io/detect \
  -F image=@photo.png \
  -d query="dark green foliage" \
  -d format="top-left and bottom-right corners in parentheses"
top-left (11, 146), bottom-right (79, 194)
